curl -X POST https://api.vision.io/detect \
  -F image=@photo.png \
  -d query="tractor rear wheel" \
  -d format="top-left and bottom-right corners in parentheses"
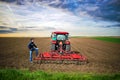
top-left (51, 44), bottom-right (55, 51)
top-left (66, 45), bottom-right (71, 51)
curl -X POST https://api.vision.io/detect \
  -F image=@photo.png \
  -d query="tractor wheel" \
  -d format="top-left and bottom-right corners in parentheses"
top-left (66, 45), bottom-right (71, 51)
top-left (51, 44), bottom-right (55, 51)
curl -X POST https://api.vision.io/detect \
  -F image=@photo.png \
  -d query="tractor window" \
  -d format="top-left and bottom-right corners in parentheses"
top-left (57, 35), bottom-right (66, 40)
top-left (51, 34), bottom-right (56, 40)
top-left (66, 34), bottom-right (69, 40)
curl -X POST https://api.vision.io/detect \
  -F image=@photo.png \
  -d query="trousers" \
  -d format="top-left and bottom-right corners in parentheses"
top-left (29, 48), bottom-right (38, 62)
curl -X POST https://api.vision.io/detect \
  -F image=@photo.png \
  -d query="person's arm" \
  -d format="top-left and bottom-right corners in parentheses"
top-left (33, 42), bottom-right (37, 48)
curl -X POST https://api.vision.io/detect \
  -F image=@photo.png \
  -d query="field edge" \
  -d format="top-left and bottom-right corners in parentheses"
top-left (0, 68), bottom-right (120, 80)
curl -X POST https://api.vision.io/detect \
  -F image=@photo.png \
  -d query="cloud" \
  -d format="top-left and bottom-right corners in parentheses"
top-left (0, 26), bottom-right (6, 29)
top-left (0, 26), bottom-right (17, 30)
top-left (103, 24), bottom-right (120, 28)
top-left (0, 1), bottom-right (120, 36)
top-left (44, 27), bottom-right (56, 31)
top-left (0, 26), bottom-right (17, 33)
top-left (19, 26), bottom-right (56, 31)
top-left (0, 30), bottom-right (13, 33)
top-left (0, 25), bottom-right (56, 34)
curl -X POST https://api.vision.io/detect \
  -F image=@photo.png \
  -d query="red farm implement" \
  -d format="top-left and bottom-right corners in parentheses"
top-left (34, 31), bottom-right (88, 64)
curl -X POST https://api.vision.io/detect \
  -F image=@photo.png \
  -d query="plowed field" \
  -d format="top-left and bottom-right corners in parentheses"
top-left (0, 37), bottom-right (120, 73)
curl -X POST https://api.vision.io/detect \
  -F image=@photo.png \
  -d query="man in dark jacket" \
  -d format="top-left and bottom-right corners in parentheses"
top-left (28, 38), bottom-right (38, 62)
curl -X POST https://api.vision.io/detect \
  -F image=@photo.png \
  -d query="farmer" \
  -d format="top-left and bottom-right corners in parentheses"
top-left (28, 38), bottom-right (38, 63)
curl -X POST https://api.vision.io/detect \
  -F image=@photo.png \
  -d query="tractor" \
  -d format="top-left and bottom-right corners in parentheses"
top-left (34, 31), bottom-right (88, 64)
top-left (51, 32), bottom-right (70, 53)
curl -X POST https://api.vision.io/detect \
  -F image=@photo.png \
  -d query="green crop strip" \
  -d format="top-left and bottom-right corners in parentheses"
top-left (0, 69), bottom-right (120, 80)
top-left (92, 37), bottom-right (120, 43)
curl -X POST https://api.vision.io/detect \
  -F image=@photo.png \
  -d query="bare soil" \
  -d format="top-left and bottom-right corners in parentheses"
top-left (0, 37), bottom-right (120, 74)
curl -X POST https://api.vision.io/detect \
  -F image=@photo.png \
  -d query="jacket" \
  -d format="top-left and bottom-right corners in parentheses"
top-left (28, 42), bottom-right (37, 50)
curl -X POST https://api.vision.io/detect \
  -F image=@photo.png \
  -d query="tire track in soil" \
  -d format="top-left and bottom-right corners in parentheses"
top-left (71, 38), bottom-right (120, 72)
top-left (71, 38), bottom-right (120, 62)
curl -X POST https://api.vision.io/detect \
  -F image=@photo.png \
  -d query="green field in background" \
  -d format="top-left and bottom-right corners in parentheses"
top-left (92, 37), bottom-right (120, 43)
top-left (0, 69), bottom-right (120, 80)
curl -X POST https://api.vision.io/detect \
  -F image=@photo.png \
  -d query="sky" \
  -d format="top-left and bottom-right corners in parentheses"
top-left (0, 0), bottom-right (120, 37)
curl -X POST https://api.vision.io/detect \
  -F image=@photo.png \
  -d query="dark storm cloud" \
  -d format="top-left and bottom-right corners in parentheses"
top-left (0, 0), bottom-right (16, 2)
top-left (0, 26), bottom-right (17, 30)
top-left (0, 30), bottom-right (14, 33)
top-left (89, 0), bottom-right (120, 22)
top-left (0, 26), bottom-right (17, 33)
top-left (103, 24), bottom-right (120, 28)
top-left (0, 26), bottom-right (6, 28)
top-left (1, 0), bottom-right (119, 22)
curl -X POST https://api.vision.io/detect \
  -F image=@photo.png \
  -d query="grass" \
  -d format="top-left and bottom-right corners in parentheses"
top-left (92, 37), bottom-right (120, 43)
top-left (0, 69), bottom-right (120, 80)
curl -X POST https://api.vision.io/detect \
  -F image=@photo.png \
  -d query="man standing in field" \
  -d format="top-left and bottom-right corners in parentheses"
top-left (28, 38), bottom-right (38, 63)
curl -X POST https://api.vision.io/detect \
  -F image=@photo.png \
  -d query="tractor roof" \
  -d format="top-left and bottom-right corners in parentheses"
top-left (52, 31), bottom-right (69, 34)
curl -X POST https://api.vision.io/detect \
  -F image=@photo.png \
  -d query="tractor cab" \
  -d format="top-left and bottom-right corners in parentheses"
top-left (51, 32), bottom-right (69, 40)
